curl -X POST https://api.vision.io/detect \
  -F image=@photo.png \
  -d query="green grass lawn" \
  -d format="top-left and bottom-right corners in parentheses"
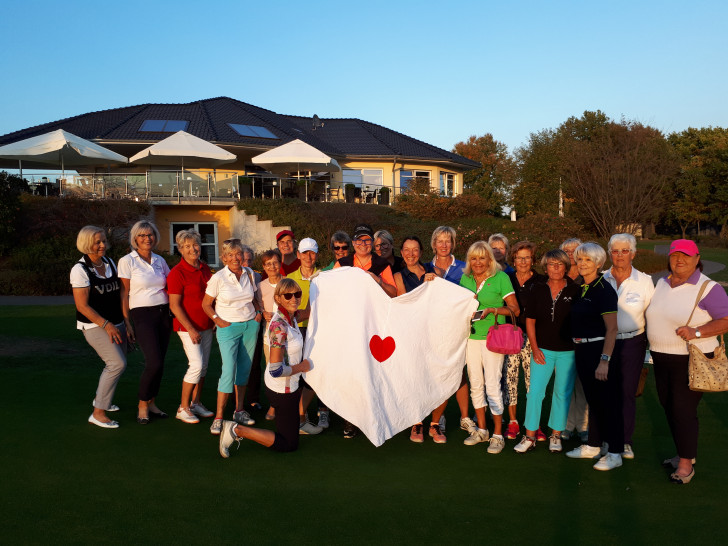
top-left (2, 304), bottom-right (728, 545)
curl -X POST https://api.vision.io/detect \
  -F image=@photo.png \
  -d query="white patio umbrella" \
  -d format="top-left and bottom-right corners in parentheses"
top-left (129, 131), bottom-right (237, 199)
top-left (251, 139), bottom-right (340, 201)
top-left (0, 128), bottom-right (128, 186)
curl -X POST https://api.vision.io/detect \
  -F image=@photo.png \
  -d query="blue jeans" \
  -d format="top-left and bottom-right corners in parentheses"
top-left (216, 320), bottom-right (260, 393)
top-left (524, 348), bottom-right (576, 432)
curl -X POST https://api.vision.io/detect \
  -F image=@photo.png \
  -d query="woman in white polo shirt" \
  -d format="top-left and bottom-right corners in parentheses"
top-left (119, 220), bottom-right (172, 425)
top-left (202, 238), bottom-right (262, 435)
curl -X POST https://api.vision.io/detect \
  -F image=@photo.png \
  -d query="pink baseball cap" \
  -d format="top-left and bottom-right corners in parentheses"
top-left (669, 239), bottom-right (699, 256)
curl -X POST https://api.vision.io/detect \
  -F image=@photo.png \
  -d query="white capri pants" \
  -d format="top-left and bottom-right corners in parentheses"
top-left (466, 338), bottom-right (505, 415)
top-left (178, 329), bottom-right (214, 384)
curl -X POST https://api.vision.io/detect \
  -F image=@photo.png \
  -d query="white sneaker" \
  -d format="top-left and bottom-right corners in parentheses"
top-left (463, 428), bottom-right (490, 446)
top-left (593, 453), bottom-right (623, 471)
top-left (233, 410), bottom-right (255, 426)
top-left (622, 444), bottom-right (634, 459)
top-left (299, 420), bottom-right (323, 435)
top-left (317, 410), bottom-right (330, 429)
top-left (487, 435), bottom-right (505, 454)
top-left (514, 436), bottom-right (536, 453)
top-left (190, 402), bottom-right (214, 418)
top-left (549, 435), bottom-right (562, 453)
top-left (219, 420), bottom-right (242, 458)
top-left (176, 407), bottom-right (200, 424)
top-left (210, 418), bottom-right (223, 435)
top-left (566, 444), bottom-right (602, 459)
top-left (460, 417), bottom-right (477, 434)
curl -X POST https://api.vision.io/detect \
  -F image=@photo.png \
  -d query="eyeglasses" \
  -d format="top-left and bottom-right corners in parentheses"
top-left (333, 245), bottom-right (349, 251)
top-left (610, 249), bottom-right (632, 256)
top-left (546, 262), bottom-right (565, 268)
top-left (374, 243), bottom-right (390, 249)
top-left (281, 291), bottom-right (302, 300)
top-left (137, 233), bottom-right (155, 239)
top-left (514, 256), bottom-right (532, 262)
top-left (353, 238), bottom-right (372, 246)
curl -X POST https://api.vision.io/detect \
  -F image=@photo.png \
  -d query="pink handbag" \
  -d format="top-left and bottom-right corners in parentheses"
top-left (486, 309), bottom-right (524, 355)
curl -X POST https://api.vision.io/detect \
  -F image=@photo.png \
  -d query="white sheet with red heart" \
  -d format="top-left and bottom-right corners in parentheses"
top-left (303, 267), bottom-right (478, 446)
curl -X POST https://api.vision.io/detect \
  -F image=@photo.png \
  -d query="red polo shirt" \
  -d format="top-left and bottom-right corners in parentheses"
top-left (167, 260), bottom-right (214, 332)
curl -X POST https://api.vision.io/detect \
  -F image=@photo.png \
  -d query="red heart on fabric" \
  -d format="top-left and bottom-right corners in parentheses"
top-left (369, 335), bottom-right (396, 363)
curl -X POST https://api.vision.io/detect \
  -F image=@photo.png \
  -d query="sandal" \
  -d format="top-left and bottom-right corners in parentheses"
top-left (669, 468), bottom-right (695, 484)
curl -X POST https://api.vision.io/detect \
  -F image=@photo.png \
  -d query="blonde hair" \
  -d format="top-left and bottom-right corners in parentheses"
top-left (463, 241), bottom-right (498, 278)
top-left (175, 229), bottom-right (201, 247)
top-left (76, 225), bottom-right (106, 254)
top-left (129, 220), bottom-right (160, 250)
top-left (431, 226), bottom-right (456, 252)
top-left (220, 238), bottom-right (244, 259)
top-left (274, 277), bottom-right (300, 298)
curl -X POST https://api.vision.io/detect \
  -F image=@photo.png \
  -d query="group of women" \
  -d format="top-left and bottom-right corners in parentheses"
top-left (73, 220), bottom-right (728, 483)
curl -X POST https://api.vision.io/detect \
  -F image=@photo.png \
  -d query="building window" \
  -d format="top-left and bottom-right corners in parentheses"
top-left (228, 123), bottom-right (278, 139)
top-left (171, 222), bottom-right (219, 267)
top-left (139, 120), bottom-right (189, 132)
top-left (440, 172), bottom-right (455, 196)
top-left (342, 169), bottom-right (383, 189)
top-left (400, 170), bottom-right (431, 193)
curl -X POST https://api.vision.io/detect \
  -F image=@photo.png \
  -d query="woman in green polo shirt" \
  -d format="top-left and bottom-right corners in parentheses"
top-left (460, 241), bottom-right (519, 454)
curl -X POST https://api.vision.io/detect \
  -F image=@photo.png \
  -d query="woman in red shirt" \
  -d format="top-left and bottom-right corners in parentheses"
top-left (168, 229), bottom-right (215, 424)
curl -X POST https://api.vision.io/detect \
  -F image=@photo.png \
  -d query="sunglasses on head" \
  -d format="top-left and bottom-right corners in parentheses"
top-left (333, 245), bottom-right (349, 250)
top-left (281, 291), bottom-right (302, 300)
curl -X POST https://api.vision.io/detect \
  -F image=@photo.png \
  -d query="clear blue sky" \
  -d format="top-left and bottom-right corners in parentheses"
top-left (1, 0), bottom-right (726, 154)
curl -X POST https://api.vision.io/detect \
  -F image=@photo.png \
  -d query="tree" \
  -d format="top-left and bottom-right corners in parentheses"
top-left (667, 127), bottom-right (728, 236)
top-left (563, 120), bottom-right (679, 238)
top-left (0, 171), bottom-right (29, 255)
top-left (452, 134), bottom-right (516, 216)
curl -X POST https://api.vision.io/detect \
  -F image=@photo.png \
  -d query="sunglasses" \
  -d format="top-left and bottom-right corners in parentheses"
top-left (333, 245), bottom-right (349, 250)
top-left (281, 291), bottom-right (302, 300)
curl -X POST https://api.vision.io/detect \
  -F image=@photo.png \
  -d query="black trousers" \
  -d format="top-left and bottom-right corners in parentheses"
top-left (575, 340), bottom-right (624, 454)
top-left (651, 351), bottom-right (705, 460)
top-left (130, 304), bottom-right (172, 402)
top-left (267, 386), bottom-right (302, 453)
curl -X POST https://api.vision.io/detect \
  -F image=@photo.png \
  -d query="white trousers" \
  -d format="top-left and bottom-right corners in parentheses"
top-left (466, 338), bottom-right (505, 414)
top-left (178, 329), bottom-right (214, 384)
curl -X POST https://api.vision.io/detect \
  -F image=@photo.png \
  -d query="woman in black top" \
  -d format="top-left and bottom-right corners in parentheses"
top-left (70, 226), bottom-right (130, 429)
top-left (514, 249), bottom-right (579, 454)
top-left (502, 241), bottom-right (547, 441)
top-left (392, 236), bottom-right (446, 443)
top-left (565, 242), bottom-right (622, 472)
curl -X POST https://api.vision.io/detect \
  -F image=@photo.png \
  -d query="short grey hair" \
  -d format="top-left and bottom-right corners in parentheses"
top-left (241, 244), bottom-right (255, 260)
top-left (129, 220), bottom-right (160, 250)
top-left (488, 233), bottom-right (510, 253)
top-left (608, 233), bottom-right (636, 253)
top-left (575, 242), bottom-right (607, 269)
top-left (175, 229), bottom-right (201, 247)
top-left (330, 231), bottom-right (351, 249)
top-left (431, 226), bottom-right (456, 252)
top-left (373, 230), bottom-right (394, 246)
top-left (76, 225), bottom-right (106, 254)
top-left (220, 238), bottom-right (244, 258)
top-left (560, 238), bottom-right (582, 250)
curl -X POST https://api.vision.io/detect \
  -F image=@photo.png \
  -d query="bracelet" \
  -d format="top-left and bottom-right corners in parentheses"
top-left (101, 320), bottom-right (109, 329)
top-left (212, 314), bottom-right (218, 320)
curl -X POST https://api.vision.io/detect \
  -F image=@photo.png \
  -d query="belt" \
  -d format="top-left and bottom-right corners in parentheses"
top-left (572, 337), bottom-right (605, 344)
top-left (616, 329), bottom-right (644, 340)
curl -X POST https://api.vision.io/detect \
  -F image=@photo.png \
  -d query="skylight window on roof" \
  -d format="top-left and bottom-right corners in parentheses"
top-left (228, 123), bottom-right (278, 139)
top-left (139, 120), bottom-right (189, 132)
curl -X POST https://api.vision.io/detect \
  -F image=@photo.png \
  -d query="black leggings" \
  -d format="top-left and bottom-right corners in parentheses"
top-left (266, 386), bottom-right (302, 452)
top-left (652, 351), bottom-right (705, 460)
top-left (131, 304), bottom-right (172, 401)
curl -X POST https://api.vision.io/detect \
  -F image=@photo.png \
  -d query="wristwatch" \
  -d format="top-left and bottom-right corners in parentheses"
top-left (600, 354), bottom-right (611, 362)
top-left (695, 328), bottom-right (702, 338)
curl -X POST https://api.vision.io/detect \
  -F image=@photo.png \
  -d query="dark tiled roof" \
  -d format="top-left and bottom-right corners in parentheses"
top-left (0, 97), bottom-right (479, 168)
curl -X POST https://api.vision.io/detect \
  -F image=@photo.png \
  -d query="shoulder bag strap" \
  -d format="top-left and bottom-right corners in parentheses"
top-left (685, 280), bottom-right (711, 327)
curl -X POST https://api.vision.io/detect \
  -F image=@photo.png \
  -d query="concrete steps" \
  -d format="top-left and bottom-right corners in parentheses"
top-left (230, 208), bottom-right (290, 254)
